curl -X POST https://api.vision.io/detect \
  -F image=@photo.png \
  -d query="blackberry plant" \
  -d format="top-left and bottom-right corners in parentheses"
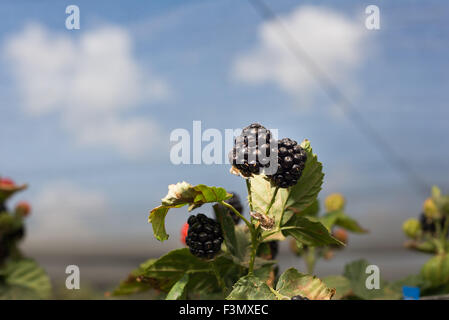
top-left (114, 124), bottom-right (344, 300)
top-left (0, 176), bottom-right (51, 300)
top-left (401, 186), bottom-right (449, 296)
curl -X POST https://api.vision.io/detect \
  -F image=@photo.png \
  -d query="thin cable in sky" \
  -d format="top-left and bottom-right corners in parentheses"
top-left (247, 0), bottom-right (430, 195)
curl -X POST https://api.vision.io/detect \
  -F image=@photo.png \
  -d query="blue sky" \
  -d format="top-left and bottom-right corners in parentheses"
top-left (0, 0), bottom-right (448, 250)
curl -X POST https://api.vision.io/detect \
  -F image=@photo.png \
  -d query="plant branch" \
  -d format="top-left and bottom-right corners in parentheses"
top-left (220, 200), bottom-right (258, 274)
top-left (265, 186), bottom-right (280, 216)
top-left (246, 179), bottom-right (254, 212)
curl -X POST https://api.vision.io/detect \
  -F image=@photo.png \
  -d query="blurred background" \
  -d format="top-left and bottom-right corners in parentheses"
top-left (0, 0), bottom-right (448, 295)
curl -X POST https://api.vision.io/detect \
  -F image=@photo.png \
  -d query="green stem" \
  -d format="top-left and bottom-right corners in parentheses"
top-left (212, 260), bottom-right (227, 296)
top-left (305, 247), bottom-right (317, 274)
top-left (220, 201), bottom-right (258, 274)
top-left (265, 186), bottom-right (280, 216)
top-left (441, 217), bottom-right (449, 248)
top-left (246, 179), bottom-right (254, 212)
top-left (220, 201), bottom-right (251, 229)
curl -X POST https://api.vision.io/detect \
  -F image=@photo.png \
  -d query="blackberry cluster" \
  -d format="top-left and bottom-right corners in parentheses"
top-left (216, 193), bottom-right (243, 225)
top-left (420, 213), bottom-right (447, 236)
top-left (267, 138), bottom-right (307, 188)
top-left (291, 295), bottom-right (309, 300)
top-left (185, 214), bottom-right (223, 259)
top-left (229, 123), bottom-right (273, 177)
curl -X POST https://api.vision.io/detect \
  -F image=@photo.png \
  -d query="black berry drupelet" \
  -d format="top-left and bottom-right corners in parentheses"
top-left (229, 123), bottom-right (273, 177)
top-left (291, 295), bottom-right (309, 300)
top-left (216, 193), bottom-right (243, 225)
top-left (185, 214), bottom-right (224, 259)
top-left (266, 138), bottom-right (307, 188)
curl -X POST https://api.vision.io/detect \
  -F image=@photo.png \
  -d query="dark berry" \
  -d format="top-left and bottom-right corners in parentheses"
top-left (266, 138), bottom-right (307, 188)
top-left (420, 213), bottom-right (447, 236)
top-left (229, 123), bottom-right (274, 177)
top-left (291, 295), bottom-right (309, 300)
top-left (185, 214), bottom-right (223, 259)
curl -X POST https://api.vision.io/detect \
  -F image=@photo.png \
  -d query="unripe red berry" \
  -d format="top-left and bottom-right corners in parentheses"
top-left (332, 228), bottom-right (348, 244)
top-left (15, 201), bottom-right (31, 217)
top-left (180, 222), bottom-right (189, 245)
top-left (0, 177), bottom-right (15, 188)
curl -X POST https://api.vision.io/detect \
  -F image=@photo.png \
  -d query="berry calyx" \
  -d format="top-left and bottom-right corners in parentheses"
top-left (266, 138), bottom-right (307, 188)
top-left (291, 295), bottom-right (309, 300)
top-left (180, 222), bottom-right (189, 245)
top-left (15, 201), bottom-right (31, 217)
top-left (229, 123), bottom-right (273, 177)
top-left (185, 214), bottom-right (223, 259)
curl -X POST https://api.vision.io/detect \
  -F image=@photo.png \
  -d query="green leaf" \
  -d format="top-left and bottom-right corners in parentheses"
top-left (421, 254), bottom-right (449, 287)
top-left (0, 258), bottom-right (51, 300)
top-left (166, 274), bottom-right (189, 300)
top-left (149, 182), bottom-right (232, 241)
top-left (283, 140), bottom-right (324, 220)
top-left (112, 259), bottom-right (156, 296)
top-left (282, 215), bottom-right (343, 247)
top-left (143, 249), bottom-right (212, 290)
top-left (322, 275), bottom-right (352, 300)
top-left (298, 199), bottom-right (320, 217)
top-left (213, 204), bottom-right (243, 260)
top-left (343, 259), bottom-right (392, 300)
top-left (276, 268), bottom-right (335, 300)
top-left (321, 210), bottom-right (367, 233)
top-left (0, 184), bottom-right (27, 203)
top-left (226, 275), bottom-right (276, 300)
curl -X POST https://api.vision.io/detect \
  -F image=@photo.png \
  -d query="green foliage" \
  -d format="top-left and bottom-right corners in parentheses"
top-left (117, 136), bottom-right (356, 300)
top-left (226, 275), bottom-right (276, 300)
top-left (0, 258), bottom-right (51, 300)
top-left (148, 182), bottom-right (232, 241)
top-left (227, 268), bottom-right (335, 300)
top-left (282, 215), bottom-right (343, 247)
top-left (421, 254), bottom-right (449, 287)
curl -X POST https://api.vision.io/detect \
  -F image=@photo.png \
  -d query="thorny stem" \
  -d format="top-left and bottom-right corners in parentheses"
top-left (305, 247), bottom-right (317, 274)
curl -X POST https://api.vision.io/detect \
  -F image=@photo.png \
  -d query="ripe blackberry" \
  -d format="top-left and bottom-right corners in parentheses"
top-left (266, 138), bottom-right (307, 188)
top-left (215, 193), bottom-right (243, 225)
top-left (291, 295), bottom-right (309, 300)
top-left (420, 213), bottom-right (447, 236)
top-left (185, 214), bottom-right (223, 259)
top-left (229, 123), bottom-right (273, 177)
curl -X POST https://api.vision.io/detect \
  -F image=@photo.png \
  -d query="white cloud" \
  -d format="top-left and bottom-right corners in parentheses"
top-left (27, 182), bottom-right (109, 243)
top-left (232, 6), bottom-right (365, 101)
top-left (3, 23), bottom-right (169, 158)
